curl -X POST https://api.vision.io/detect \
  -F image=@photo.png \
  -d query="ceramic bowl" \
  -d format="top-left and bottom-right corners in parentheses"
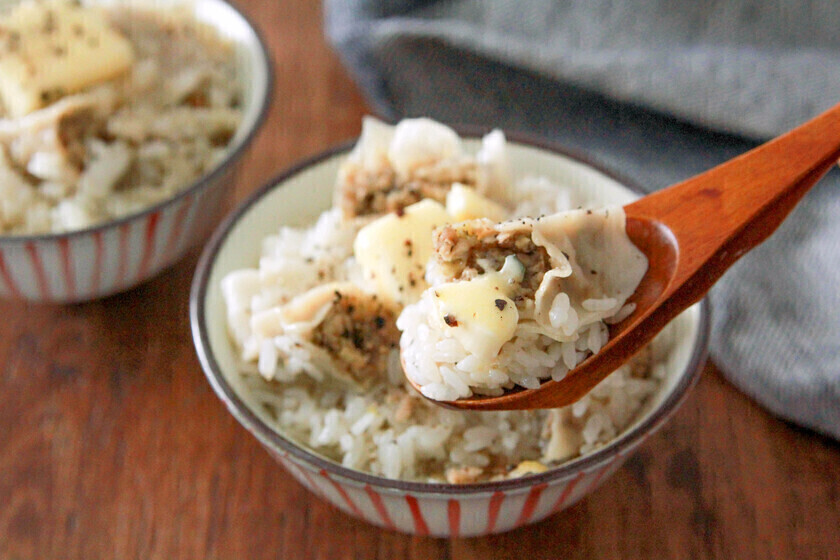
top-left (190, 133), bottom-right (710, 537)
top-left (0, 0), bottom-right (272, 303)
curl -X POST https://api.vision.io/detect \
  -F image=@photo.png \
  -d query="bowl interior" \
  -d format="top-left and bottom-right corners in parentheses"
top-left (0, 0), bottom-right (270, 148)
top-left (95, 0), bottom-right (271, 152)
top-left (197, 139), bottom-right (705, 486)
top-left (191, 0), bottom-right (270, 151)
top-left (0, 0), bottom-right (271, 246)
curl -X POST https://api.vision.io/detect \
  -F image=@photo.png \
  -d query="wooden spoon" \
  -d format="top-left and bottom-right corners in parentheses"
top-left (413, 101), bottom-right (840, 411)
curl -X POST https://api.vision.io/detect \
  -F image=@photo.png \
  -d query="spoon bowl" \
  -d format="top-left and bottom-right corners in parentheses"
top-left (425, 101), bottom-right (840, 411)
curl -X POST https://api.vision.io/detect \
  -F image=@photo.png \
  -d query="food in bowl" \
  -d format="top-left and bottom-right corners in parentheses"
top-left (221, 117), bottom-right (670, 483)
top-left (0, 0), bottom-right (242, 235)
top-left (400, 205), bottom-right (647, 401)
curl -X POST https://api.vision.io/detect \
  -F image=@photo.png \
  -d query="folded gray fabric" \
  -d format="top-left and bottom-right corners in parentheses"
top-left (324, 0), bottom-right (840, 439)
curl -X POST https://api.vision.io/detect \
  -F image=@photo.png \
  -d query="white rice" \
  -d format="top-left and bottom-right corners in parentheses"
top-left (398, 293), bottom-right (617, 402)
top-left (224, 162), bottom-right (672, 483)
top-left (0, 4), bottom-right (242, 235)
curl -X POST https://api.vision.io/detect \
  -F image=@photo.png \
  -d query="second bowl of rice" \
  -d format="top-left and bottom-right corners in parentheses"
top-left (0, 0), bottom-right (271, 302)
top-left (191, 121), bottom-right (709, 537)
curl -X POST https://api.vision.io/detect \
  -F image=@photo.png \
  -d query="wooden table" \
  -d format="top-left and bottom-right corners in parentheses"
top-left (1, 1), bottom-right (838, 558)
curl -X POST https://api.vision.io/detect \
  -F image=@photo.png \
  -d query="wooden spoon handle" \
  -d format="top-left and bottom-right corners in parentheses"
top-left (450, 103), bottom-right (840, 411)
top-left (626, 101), bottom-right (840, 301)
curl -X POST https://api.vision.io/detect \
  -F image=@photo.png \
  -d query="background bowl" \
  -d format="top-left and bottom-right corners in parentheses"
top-left (191, 135), bottom-right (710, 537)
top-left (0, 0), bottom-right (272, 303)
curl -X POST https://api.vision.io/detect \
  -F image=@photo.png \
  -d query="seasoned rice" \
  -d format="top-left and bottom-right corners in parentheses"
top-left (0, 2), bottom-right (242, 235)
top-left (222, 119), bottom-right (670, 483)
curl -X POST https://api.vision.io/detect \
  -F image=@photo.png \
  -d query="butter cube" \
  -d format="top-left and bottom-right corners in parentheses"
top-left (354, 199), bottom-right (451, 306)
top-left (0, 0), bottom-right (134, 117)
top-left (445, 183), bottom-right (508, 222)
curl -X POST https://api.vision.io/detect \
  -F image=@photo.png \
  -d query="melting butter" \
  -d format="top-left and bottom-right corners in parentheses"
top-left (431, 255), bottom-right (525, 361)
top-left (0, 0), bottom-right (135, 117)
top-left (354, 199), bottom-right (451, 306)
top-left (445, 183), bottom-right (507, 222)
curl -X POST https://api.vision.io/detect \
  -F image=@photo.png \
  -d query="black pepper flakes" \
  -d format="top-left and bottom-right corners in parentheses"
top-left (374, 316), bottom-right (386, 329)
top-left (43, 10), bottom-right (56, 34)
top-left (494, 299), bottom-right (507, 311)
top-left (351, 329), bottom-right (365, 350)
top-left (7, 31), bottom-right (20, 52)
top-left (39, 87), bottom-right (65, 103)
top-left (443, 314), bottom-right (458, 327)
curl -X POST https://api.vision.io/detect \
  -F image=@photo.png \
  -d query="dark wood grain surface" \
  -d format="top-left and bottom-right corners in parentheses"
top-left (1, 2), bottom-right (838, 558)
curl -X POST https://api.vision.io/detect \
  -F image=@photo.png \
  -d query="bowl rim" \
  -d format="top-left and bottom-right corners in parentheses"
top-left (0, 0), bottom-right (274, 244)
top-left (190, 128), bottom-right (711, 495)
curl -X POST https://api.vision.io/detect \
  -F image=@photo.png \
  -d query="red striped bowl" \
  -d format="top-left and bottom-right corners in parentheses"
top-left (191, 135), bottom-right (710, 537)
top-left (0, 0), bottom-right (272, 303)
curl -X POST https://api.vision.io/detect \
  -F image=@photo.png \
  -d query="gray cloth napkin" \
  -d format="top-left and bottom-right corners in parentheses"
top-left (324, 0), bottom-right (840, 439)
